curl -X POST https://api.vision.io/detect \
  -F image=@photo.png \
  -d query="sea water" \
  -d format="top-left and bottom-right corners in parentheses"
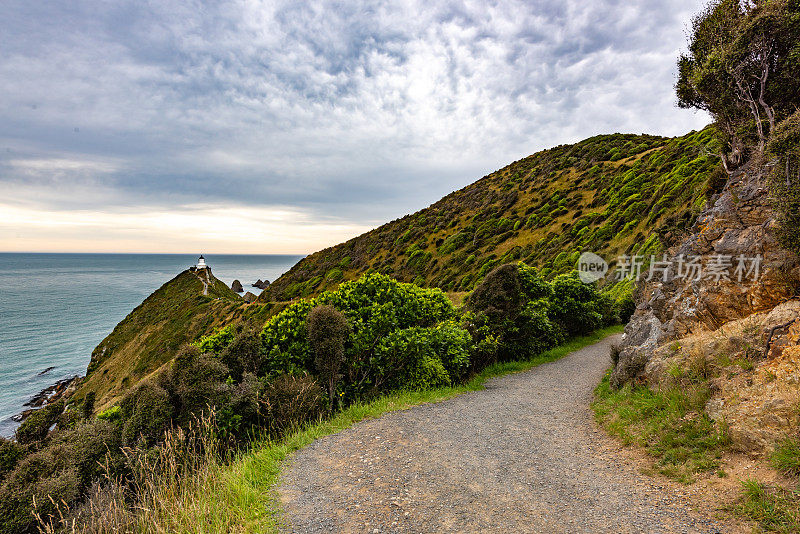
top-left (0, 253), bottom-right (302, 437)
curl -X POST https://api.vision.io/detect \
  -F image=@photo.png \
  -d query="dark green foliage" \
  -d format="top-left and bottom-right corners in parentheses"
top-left (307, 305), bottom-right (350, 411)
top-left (15, 400), bottom-right (64, 445)
top-left (467, 263), bottom-right (568, 366)
top-left (374, 320), bottom-right (471, 390)
top-left (0, 438), bottom-right (25, 482)
top-left (82, 391), bottom-right (96, 419)
top-left (767, 110), bottom-right (800, 254)
top-left (549, 272), bottom-right (606, 337)
top-left (466, 264), bottom-right (523, 323)
top-left (218, 325), bottom-right (263, 380)
top-left (0, 419), bottom-right (121, 534)
top-left (168, 345), bottom-right (231, 424)
top-left (120, 382), bottom-right (174, 447)
top-left (261, 374), bottom-right (324, 437)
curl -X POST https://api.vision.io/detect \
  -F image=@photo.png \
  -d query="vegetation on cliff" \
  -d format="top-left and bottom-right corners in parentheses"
top-left (267, 128), bottom-right (722, 300)
top-left (75, 268), bottom-right (273, 412)
top-left (0, 266), bottom-right (619, 533)
top-left (676, 0), bottom-right (800, 252)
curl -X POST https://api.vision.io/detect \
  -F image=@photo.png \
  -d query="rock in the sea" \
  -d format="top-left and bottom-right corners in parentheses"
top-left (242, 291), bottom-right (258, 303)
top-left (253, 279), bottom-right (270, 290)
top-left (231, 280), bottom-right (244, 293)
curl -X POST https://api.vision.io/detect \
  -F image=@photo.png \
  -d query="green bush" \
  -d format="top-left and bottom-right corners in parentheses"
top-left (168, 345), bottom-right (231, 425)
top-left (466, 262), bottom-right (566, 365)
top-left (218, 325), bottom-right (263, 380)
top-left (0, 419), bottom-right (121, 534)
top-left (308, 305), bottom-right (350, 411)
top-left (0, 438), bottom-right (25, 482)
top-left (374, 320), bottom-right (470, 390)
top-left (120, 382), bottom-right (174, 447)
top-left (548, 272), bottom-right (606, 336)
top-left (261, 374), bottom-right (324, 437)
top-left (15, 400), bottom-right (64, 445)
top-left (260, 273), bottom-right (456, 399)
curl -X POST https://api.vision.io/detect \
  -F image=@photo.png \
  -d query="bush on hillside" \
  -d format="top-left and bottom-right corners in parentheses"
top-left (168, 345), bottom-right (230, 425)
top-left (261, 374), bottom-right (324, 437)
top-left (0, 419), bottom-right (121, 534)
top-left (549, 272), bottom-right (610, 336)
top-left (120, 382), bottom-right (174, 447)
top-left (307, 305), bottom-right (350, 411)
top-left (374, 320), bottom-right (470, 390)
top-left (467, 262), bottom-right (567, 365)
top-left (0, 438), bottom-right (25, 482)
top-left (218, 325), bottom-right (263, 380)
top-left (15, 400), bottom-right (64, 445)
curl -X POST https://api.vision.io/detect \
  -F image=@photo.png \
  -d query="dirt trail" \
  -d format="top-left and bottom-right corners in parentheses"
top-left (279, 335), bottom-right (736, 533)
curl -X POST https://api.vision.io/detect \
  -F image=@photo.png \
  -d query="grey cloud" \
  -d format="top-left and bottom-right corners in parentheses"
top-left (0, 0), bottom-right (711, 228)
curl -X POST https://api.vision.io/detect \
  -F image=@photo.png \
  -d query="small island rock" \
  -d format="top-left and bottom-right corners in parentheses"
top-left (253, 279), bottom-right (270, 290)
top-left (231, 280), bottom-right (244, 292)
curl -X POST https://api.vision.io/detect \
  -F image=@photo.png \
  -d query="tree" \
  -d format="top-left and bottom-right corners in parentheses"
top-left (307, 305), bottom-right (350, 411)
top-left (676, 0), bottom-right (800, 171)
top-left (677, 0), bottom-right (800, 252)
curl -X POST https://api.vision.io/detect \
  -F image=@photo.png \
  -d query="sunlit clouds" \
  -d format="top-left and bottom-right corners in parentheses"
top-left (0, 0), bottom-right (711, 253)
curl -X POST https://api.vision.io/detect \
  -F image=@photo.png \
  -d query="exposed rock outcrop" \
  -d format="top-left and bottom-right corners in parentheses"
top-left (612, 165), bottom-right (800, 389)
top-left (253, 279), bottom-right (270, 290)
top-left (242, 291), bottom-right (258, 303)
top-left (231, 279), bottom-right (244, 293)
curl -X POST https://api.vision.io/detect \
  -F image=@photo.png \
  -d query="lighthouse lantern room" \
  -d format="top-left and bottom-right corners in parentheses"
top-left (196, 255), bottom-right (207, 269)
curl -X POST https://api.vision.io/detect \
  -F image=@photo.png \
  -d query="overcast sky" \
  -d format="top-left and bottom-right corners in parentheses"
top-left (0, 0), bottom-right (711, 254)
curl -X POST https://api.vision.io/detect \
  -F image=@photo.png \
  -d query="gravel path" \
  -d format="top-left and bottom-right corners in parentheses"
top-left (279, 335), bottom-right (731, 533)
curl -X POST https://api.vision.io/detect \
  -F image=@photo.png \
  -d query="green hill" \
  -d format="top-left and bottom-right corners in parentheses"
top-left (268, 127), bottom-right (719, 300)
top-left (75, 268), bottom-right (273, 411)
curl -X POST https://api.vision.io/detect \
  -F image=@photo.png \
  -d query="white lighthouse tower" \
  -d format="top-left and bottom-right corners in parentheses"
top-left (196, 255), bottom-right (207, 269)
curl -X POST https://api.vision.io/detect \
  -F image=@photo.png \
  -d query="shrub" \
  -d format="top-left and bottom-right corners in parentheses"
top-left (195, 324), bottom-right (236, 354)
top-left (260, 273), bottom-right (456, 399)
top-left (466, 263), bottom-right (523, 323)
top-left (0, 420), bottom-right (121, 534)
top-left (120, 382), bottom-right (174, 447)
top-left (0, 438), bottom-right (25, 482)
top-left (466, 263), bottom-right (565, 365)
top-left (97, 405), bottom-right (121, 421)
top-left (307, 305), bottom-right (350, 411)
top-left (218, 325), bottom-right (263, 380)
top-left (15, 400), bottom-right (64, 445)
top-left (82, 391), bottom-right (96, 420)
top-left (374, 320), bottom-right (471, 390)
top-left (261, 375), bottom-right (324, 437)
top-left (168, 345), bottom-right (231, 424)
top-left (548, 272), bottom-right (604, 336)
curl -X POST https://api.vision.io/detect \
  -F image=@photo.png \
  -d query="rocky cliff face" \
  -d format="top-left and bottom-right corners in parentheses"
top-left (612, 164), bottom-right (800, 452)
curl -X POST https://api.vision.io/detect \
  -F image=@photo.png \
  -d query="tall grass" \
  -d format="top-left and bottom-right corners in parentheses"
top-left (38, 326), bottom-right (621, 533)
top-left (732, 480), bottom-right (800, 533)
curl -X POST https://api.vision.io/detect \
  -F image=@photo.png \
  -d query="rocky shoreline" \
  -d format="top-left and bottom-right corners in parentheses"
top-left (12, 375), bottom-right (81, 424)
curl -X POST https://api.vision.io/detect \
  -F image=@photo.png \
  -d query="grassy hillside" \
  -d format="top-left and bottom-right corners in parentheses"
top-left (268, 127), bottom-right (720, 300)
top-left (75, 268), bottom-right (274, 411)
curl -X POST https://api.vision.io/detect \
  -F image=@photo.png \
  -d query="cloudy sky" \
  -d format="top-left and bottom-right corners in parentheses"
top-left (1, 0), bottom-right (711, 254)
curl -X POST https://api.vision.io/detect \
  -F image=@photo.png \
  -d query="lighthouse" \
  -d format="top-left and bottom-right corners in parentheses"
top-left (196, 255), bottom-right (207, 269)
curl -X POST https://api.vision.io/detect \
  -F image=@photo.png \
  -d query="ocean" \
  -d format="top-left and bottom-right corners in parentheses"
top-left (0, 253), bottom-right (302, 438)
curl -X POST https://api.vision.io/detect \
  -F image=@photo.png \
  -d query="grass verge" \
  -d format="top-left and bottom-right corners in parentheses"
top-left (592, 372), bottom-right (730, 484)
top-left (158, 325), bottom-right (623, 533)
top-left (731, 480), bottom-right (800, 533)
